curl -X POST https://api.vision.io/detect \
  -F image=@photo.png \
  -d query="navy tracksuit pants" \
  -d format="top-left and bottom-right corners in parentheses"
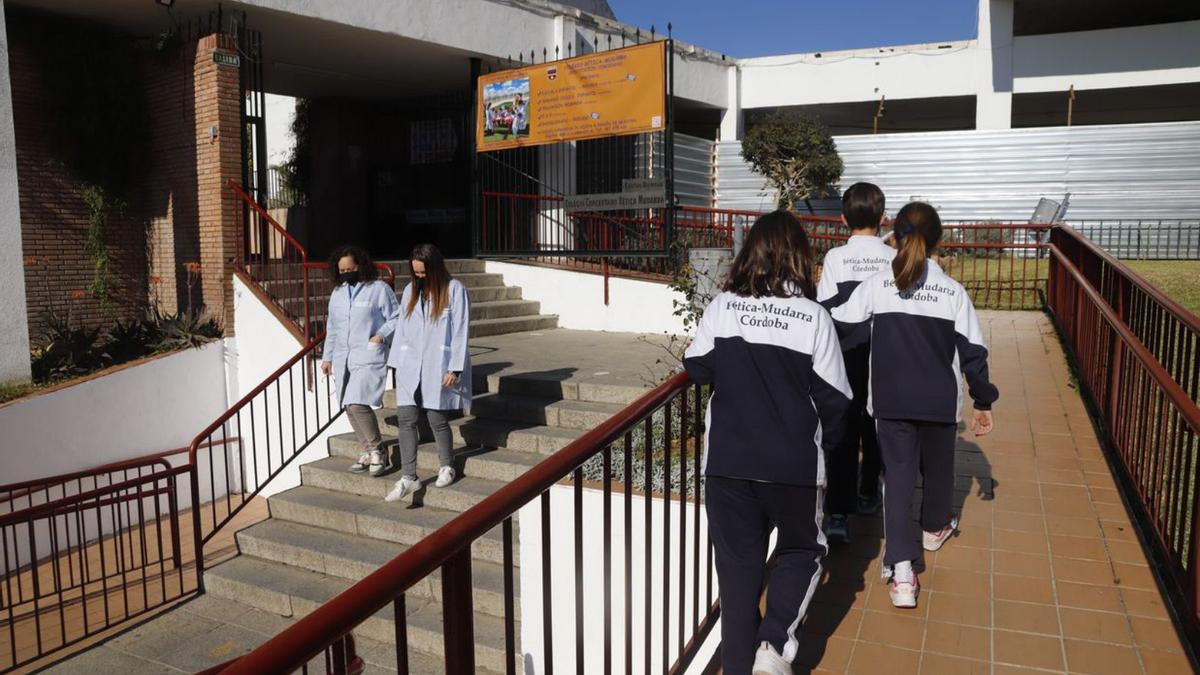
top-left (705, 477), bottom-right (826, 674)
top-left (876, 418), bottom-right (957, 566)
top-left (826, 344), bottom-right (881, 514)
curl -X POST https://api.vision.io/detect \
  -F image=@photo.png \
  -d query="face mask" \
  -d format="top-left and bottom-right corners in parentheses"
top-left (339, 271), bottom-right (360, 285)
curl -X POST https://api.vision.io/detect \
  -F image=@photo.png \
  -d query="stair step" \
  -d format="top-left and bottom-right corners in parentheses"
top-left (452, 272), bottom-right (506, 289)
top-left (270, 486), bottom-right (516, 566)
top-left (235, 520), bottom-right (516, 619)
top-left (471, 299), bottom-right (542, 321)
top-left (205, 556), bottom-right (517, 671)
top-left (288, 284), bottom-right (522, 305)
top-left (382, 259), bottom-right (487, 276)
top-left (470, 392), bottom-right (624, 431)
top-left (301, 457), bottom-right (505, 512)
top-left (366, 408), bottom-right (585, 455)
top-left (469, 315), bottom-right (559, 338)
top-left (328, 434), bottom-right (543, 483)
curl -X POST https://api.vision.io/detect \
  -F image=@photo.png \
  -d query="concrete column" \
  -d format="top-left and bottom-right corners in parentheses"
top-left (0, 1), bottom-right (32, 384)
top-left (975, 0), bottom-right (1015, 129)
top-left (194, 34), bottom-right (243, 331)
top-left (719, 64), bottom-right (742, 141)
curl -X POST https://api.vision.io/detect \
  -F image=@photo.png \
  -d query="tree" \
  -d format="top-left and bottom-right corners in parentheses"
top-left (740, 111), bottom-right (843, 212)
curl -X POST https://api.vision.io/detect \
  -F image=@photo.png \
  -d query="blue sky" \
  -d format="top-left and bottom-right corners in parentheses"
top-left (606, 0), bottom-right (979, 58)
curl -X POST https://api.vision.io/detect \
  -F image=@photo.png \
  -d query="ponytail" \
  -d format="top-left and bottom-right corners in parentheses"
top-left (890, 202), bottom-right (943, 293)
top-left (892, 232), bottom-right (928, 292)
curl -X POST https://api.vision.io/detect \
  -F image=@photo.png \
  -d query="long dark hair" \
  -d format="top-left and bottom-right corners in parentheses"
top-left (405, 243), bottom-right (452, 318)
top-left (723, 210), bottom-right (816, 299)
top-left (327, 245), bottom-right (380, 285)
top-left (891, 202), bottom-right (943, 292)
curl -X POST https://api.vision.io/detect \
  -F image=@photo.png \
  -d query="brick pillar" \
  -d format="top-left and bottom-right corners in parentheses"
top-left (194, 34), bottom-right (242, 332)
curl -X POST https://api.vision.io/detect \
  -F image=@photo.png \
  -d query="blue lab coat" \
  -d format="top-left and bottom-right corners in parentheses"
top-left (388, 279), bottom-right (472, 412)
top-left (321, 280), bottom-right (400, 408)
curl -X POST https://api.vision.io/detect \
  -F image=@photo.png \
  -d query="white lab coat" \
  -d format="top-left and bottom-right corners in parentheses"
top-left (321, 280), bottom-right (400, 408)
top-left (388, 279), bottom-right (472, 412)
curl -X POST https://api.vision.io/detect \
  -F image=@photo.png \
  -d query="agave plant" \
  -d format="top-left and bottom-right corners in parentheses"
top-left (32, 312), bottom-right (103, 382)
top-left (100, 317), bottom-right (161, 364)
top-left (152, 310), bottom-right (222, 351)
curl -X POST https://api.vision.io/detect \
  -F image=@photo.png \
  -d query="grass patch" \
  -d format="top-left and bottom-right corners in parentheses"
top-left (1123, 261), bottom-right (1200, 317)
top-left (0, 381), bottom-right (37, 405)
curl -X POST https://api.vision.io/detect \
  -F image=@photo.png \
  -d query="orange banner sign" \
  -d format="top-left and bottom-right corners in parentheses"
top-left (477, 41), bottom-right (666, 151)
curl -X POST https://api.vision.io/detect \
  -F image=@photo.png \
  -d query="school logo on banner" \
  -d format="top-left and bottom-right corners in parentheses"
top-left (547, 66), bottom-right (557, 81)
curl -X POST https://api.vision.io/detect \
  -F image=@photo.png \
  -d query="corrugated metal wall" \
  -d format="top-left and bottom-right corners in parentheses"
top-left (717, 121), bottom-right (1200, 221)
top-left (644, 133), bottom-right (715, 207)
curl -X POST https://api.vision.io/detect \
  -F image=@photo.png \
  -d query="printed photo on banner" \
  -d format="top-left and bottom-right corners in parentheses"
top-left (482, 77), bottom-right (531, 144)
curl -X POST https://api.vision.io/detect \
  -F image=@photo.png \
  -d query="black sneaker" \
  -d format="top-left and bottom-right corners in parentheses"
top-left (827, 514), bottom-right (850, 544)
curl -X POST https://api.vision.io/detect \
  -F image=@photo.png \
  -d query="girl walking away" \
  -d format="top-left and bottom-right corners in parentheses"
top-left (685, 211), bottom-right (851, 675)
top-left (817, 182), bottom-right (896, 543)
top-left (831, 202), bottom-right (998, 609)
top-left (385, 244), bottom-right (473, 503)
top-left (320, 246), bottom-right (400, 477)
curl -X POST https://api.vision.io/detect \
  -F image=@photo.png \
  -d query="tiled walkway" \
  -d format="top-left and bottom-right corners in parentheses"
top-left (794, 311), bottom-right (1192, 674)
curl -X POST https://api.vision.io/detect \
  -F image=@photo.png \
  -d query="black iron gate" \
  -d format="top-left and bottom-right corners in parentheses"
top-left (474, 30), bottom-right (676, 274)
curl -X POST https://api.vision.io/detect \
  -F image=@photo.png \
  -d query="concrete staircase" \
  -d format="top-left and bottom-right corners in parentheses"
top-left (265, 259), bottom-right (559, 338)
top-left (203, 369), bottom-right (647, 673)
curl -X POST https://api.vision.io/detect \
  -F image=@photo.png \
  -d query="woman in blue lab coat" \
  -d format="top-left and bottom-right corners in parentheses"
top-left (384, 244), bottom-right (472, 503)
top-left (320, 245), bottom-right (400, 477)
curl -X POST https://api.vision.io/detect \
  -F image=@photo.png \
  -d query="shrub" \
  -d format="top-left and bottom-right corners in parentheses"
top-left (741, 111), bottom-right (843, 212)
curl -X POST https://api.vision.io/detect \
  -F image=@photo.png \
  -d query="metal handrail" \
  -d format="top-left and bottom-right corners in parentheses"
top-left (211, 371), bottom-right (694, 674)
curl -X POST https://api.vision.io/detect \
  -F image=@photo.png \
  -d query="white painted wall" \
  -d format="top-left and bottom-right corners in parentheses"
top-left (0, 0), bottom-right (31, 384)
top-left (1012, 20), bottom-right (1200, 94)
top-left (228, 275), bottom-right (353, 499)
top-left (518, 484), bottom-right (719, 674)
top-left (484, 261), bottom-right (688, 336)
top-left (739, 40), bottom-right (980, 109)
top-left (0, 342), bottom-right (229, 484)
top-left (975, 0), bottom-right (1013, 129)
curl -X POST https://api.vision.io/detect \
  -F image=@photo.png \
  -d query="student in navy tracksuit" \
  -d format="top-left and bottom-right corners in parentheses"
top-left (817, 183), bottom-right (896, 543)
top-left (831, 202), bottom-right (997, 609)
top-left (684, 211), bottom-right (851, 675)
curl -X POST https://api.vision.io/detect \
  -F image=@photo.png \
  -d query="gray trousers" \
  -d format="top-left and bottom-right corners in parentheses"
top-left (877, 418), bottom-right (957, 567)
top-left (396, 405), bottom-right (454, 478)
top-left (344, 404), bottom-right (382, 455)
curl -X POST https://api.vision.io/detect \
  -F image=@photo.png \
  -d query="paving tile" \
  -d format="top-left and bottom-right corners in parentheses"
top-left (926, 592), bottom-right (991, 628)
top-left (857, 610), bottom-right (925, 650)
top-left (846, 641), bottom-right (920, 675)
top-left (1048, 534), bottom-right (1111, 561)
top-left (1058, 607), bottom-right (1135, 645)
top-left (994, 574), bottom-right (1056, 605)
top-left (792, 634), bottom-right (854, 671)
top-left (925, 568), bottom-right (991, 597)
top-left (993, 550), bottom-right (1052, 579)
top-left (1128, 616), bottom-right (1185, 653)
top-left (1120, 588), bottom-right (1172, 620)
top-left (1063, 639), bottom-right (1143, 675)
top-left (993, 599), bottom-right (1061, 636)
top-left (1056, 580), bottom-right (1125, 613)
top-left (993, 630), bottom-right (1065, 671)
top-left (922, 621), bottom-right (990, 660)
top-left (1052, 558), bottom-right (1117, 586)
top-left (1140, 647), bottom-right (1195, 675)
top-left (919, 652), bottom-right (990, 674)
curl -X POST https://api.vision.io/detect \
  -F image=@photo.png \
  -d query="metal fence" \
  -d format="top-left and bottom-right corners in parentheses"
top-left (1047, 226), bottom-right (1200, 649)
top-left (1068, 220), bottom-right (1200, 260)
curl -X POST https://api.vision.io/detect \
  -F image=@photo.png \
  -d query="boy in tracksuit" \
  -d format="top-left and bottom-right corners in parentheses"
top-left (817, 183), bottom-right (896, 543)
top-left (831, 202), bottom-right (998, 609)
top-left (685, 211), bottom-right (851, 674)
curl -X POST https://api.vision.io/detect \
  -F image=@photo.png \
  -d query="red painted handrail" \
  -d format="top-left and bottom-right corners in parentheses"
top-left (213, 371), bottom-right (694, 674)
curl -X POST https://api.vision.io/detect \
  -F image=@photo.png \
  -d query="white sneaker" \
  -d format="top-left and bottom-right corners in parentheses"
top-left (384, 476), bottom-right (420, 503)
top-left (889, 575), bottom-right (920, 609)
top-left (923, 516), bottom-right (959, 552)
top-left (367, 450), bottom-right (386, 477)
top-left (751, 641), bottom-right (793, 675)
top-left (348, 452), bottom-right (372, 473)
top-left (435, 466), bottom-right (456, 488)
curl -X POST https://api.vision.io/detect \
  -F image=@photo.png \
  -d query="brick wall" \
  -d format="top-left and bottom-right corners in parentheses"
top-left (10, 35), bottom-right (147, 340)
top-left (11, 16), bottom-right (243, 342)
